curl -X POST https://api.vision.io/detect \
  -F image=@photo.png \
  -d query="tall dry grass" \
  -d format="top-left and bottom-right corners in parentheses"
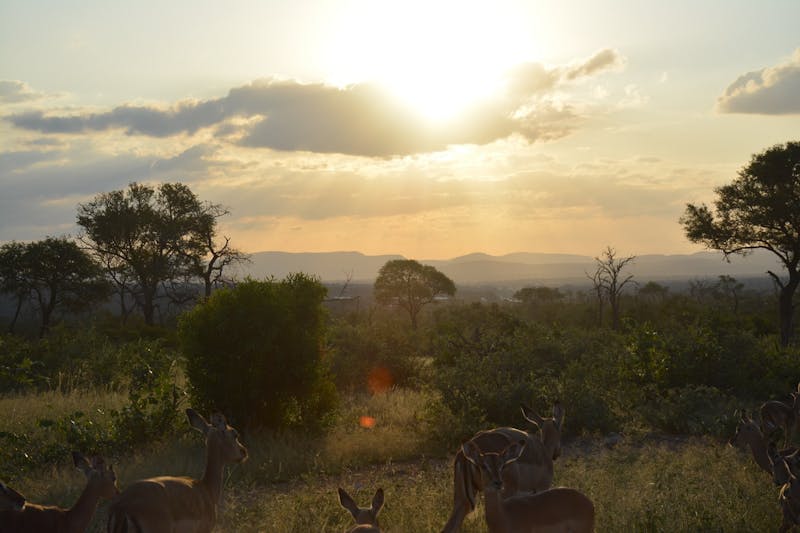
top-left (1, 388), bottom-right (785, 532)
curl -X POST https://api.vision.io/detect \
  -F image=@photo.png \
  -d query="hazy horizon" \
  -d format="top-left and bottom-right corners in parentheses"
top-left (2, 1), bottom-right (800, 260)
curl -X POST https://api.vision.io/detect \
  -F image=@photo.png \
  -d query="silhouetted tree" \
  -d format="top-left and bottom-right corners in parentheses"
top-left (592, 246), bottom-right (636, 330)
top-left (77, 182), bottom-right (238, 324)
top-left (682, 141), bottom-right (800, 346)
top-left (0, 237), bottom-right (109, 336)
top-left (374, 259), bottom-right (456, 329)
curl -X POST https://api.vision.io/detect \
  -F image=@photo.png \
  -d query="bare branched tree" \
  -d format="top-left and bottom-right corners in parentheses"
top-left (592, 246), bottom-right (636, 330)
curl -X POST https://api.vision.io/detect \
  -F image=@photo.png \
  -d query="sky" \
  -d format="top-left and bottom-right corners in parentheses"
top-left (1, 0), bottom-right (799, 260)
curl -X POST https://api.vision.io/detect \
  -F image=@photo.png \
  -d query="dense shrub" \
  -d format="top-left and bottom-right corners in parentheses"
top-left (178, 275), bottom-right (338, 430)
top-left (327, 315), bottom-right (423, 393)
top-left (0, 327), bottom-right (179, 393)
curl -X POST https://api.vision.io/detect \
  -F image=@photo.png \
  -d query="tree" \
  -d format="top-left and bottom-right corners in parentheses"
top-left (178, 275), bottom-right (337, 430)
top-left (681, 141), bottom-right (800, 346)
top-left (513, 286), bottom-right (564, 304)
top-left (77, 182), bottom-right (240, 325)
top-left (0, 242), bottom-right (29, 333)
top-left (373, 259), bottom-right (456, 329)
top-left (591, 246), bottom-right (636, 330)
top-left (0, 237), bottom-right (109, 336)
top-left (190, 204), bottom-right (250, 298)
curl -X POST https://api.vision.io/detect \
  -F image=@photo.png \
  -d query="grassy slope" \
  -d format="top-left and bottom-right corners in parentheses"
top-left (1, 389), bottom-right (784, 532)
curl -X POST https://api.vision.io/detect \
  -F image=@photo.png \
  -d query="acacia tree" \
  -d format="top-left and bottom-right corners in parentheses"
top-left (681, 141), bottom-right (800, 346)
top-left (591, 246), bottom-right (636, 330)
top-left (0, 237), bottom-right (109, 336)
top-left (374, 259), bottom-right (456, 329)
top-left (77, 182), bottom-right (240, 325)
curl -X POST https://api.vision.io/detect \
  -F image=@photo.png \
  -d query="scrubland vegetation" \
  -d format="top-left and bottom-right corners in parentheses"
top-left (1, 272), bottom-right (798, 531)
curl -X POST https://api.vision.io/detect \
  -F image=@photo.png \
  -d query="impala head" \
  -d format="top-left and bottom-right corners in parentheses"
top-left (72, 452), bottom-right (119, 499)
top-left (338, 487), bottom-right (384, 531)
top-left (0, 481), bottom-right (25, 511)
top-left (520, 402), bottom-right (564, 460)
top-left (461, 438), bottom-right (526, 493)
top-left (187, 409), bottom-right (248, 464)
top-left (729, 411), bottom-right (760, 449)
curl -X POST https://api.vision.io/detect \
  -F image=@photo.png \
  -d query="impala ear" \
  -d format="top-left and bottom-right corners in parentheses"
top-left (338, 487), bottom-right (359, 518)
top-left (553, 401), bottom-right (565, 430)
top-left (503, 439), bottom-right (526, 464)
top-left (520, 404), bottom-right (543, 427)
top-left (461, 440), bottom-right (482, 465)
top-left (186, 408), bottom-right (211, 434)
top-left (371, 488), bottom-right (385, 515)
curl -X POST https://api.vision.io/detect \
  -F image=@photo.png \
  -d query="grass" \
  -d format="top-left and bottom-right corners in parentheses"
top-left (0, 388), bottom-right (787, 532)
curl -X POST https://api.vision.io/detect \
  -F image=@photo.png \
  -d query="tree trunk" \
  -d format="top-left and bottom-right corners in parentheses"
top-left (7, 294), bottom-right (23, 334)
top-left (142, 285), bottom-right (156, 326)
top-left (779, 276), bottom-right (799, 347)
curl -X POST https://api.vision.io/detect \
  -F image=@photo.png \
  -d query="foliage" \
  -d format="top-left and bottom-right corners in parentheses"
top-left (179, 275), bottom-right (338, 430)
top-left (681, 141), bottom-right (800, 345)
top-left (326, 315), bottom-right (423, 393)
top-left (373, 259), bottom-right (456, 329)
top-left (77, 181), bottom-right (241, 325)
top-left (0, 237), bottom-right (110, 336)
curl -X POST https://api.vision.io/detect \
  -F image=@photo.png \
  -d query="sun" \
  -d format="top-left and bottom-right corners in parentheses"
top-left (327, 1), bottom-right (537, 123)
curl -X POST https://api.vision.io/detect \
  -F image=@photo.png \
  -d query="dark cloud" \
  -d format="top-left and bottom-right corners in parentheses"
top-left (717, 49), bottom-right (800, 115)
top-left (5, 49), bottom-right (624, 157)
top-left (0, 80), bottom-right (48, 103)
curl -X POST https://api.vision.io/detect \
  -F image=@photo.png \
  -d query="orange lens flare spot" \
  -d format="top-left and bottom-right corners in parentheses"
top-left (367, 366), bottom-right (394, 395)
top-left (359, 416), bottom-right (376, 429)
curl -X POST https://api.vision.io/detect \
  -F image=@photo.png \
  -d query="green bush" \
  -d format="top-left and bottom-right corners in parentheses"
top-left (178, 275), bottom-right (338, 430)
top-left (327, 316), bottom-right (423, 393)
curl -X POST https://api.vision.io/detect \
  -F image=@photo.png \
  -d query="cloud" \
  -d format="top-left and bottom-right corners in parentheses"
top-left (0, 144), bottom-right (229, 241)
top-left (717, 48), bottom-right (800, 115)
top-left (0, 80), bottom-right (50, 103)
top-left (5, 50), bottom-right (625, 157)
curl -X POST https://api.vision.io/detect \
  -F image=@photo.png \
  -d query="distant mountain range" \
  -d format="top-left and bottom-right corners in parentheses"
top-left (243, 250), bottom-right (785, 286)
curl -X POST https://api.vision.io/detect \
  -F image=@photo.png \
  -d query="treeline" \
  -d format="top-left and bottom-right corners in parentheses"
top-left (0, 182), bottom-right (247, 337)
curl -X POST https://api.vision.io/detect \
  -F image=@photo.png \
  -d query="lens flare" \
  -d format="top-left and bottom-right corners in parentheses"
top-left (367, 366), bottom-right (394, 394)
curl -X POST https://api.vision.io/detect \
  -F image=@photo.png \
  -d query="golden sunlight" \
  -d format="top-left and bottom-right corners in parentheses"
top-left (327, 1), bottom-right (537, 122)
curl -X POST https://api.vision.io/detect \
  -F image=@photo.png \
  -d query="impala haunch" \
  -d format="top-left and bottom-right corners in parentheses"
top-left (461, 438), bottom-right (594, 533)
top-left (337, 487), bottom-right (384, 532)
top-left (0, 452), bottom-right (118, 533)
top-left (107, 408), bottom-right (247, 533)
top-left (441, 402), bottom-right (564, 533)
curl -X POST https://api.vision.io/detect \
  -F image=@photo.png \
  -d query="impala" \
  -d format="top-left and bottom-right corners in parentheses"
top-left (337, 487), bottom-right (384, 532)
top-left (0, 452), bottom-right (118, 533)
top-left (777, 457), bottom-right (800, 533)
top-left (729, 410), bottom-right (796, 475)
top-left (441, 402), bottom-right (564, 533)
top-left (0, 482), bottom-right (25, 512)
top-left (107, 409), bottom-right (247, 533)
top-left (761, 388), bottom-right (800, 447)
top-left (461, 438), bottom-right (594, 533)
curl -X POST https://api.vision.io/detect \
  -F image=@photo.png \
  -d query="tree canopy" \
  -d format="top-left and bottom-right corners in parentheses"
top-left (681, 141), bottom-right (800, 345)
top-left (77, 182), bottom-right (245, 325)
top-left (373, 259), bottom-right (456, 329)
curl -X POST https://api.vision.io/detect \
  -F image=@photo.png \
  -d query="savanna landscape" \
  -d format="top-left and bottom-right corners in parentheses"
top-left (3, 2), bottom-right (800, 532)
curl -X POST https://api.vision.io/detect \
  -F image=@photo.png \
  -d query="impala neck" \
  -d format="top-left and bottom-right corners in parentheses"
top-left (201, 439), bottom-right (226, 506)
top-left (65, 483), bottom-right (102, 533)
top-left (482, 489), bottom-right (511, 533)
